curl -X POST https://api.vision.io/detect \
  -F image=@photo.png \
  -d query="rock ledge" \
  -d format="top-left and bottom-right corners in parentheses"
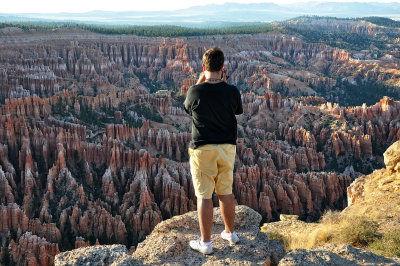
top-left (55, 205), bottom-right (285, 265)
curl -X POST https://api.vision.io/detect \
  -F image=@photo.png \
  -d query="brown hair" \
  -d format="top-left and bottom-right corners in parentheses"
top-left (202, 47), bottom-right (224, 72)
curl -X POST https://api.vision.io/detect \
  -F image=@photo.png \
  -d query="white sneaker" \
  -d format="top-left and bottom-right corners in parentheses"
top-left (189, 239), bottom-right (213, 255)
top-left (220, 230), bottom-right (239, 244)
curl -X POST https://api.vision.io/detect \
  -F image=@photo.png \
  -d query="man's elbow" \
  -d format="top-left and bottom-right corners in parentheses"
top-left (184, 105), bottom-right (191, 115)
top-left (235, 107), bottom-right (243, 115)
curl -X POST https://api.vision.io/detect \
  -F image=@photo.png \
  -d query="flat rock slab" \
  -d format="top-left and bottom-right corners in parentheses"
top-left (279, 244), bottom-right (399, 266)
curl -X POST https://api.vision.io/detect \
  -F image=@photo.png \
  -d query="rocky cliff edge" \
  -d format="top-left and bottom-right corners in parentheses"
top-left (55, 205), bottom-right (285, 265)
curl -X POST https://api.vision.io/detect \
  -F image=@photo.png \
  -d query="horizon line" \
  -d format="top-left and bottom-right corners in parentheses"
top-left (1, 1), bottom-right (400, 15)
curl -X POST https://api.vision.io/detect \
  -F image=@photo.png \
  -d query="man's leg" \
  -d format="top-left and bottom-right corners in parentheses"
top-left (215, 144), bottom-right (239, 244)
top-left (188, 145), bottom-right (218, 254)
top-left (198, 198), bottom-right (213, 242)
top-left (218, 194), bottom-right (235, 233)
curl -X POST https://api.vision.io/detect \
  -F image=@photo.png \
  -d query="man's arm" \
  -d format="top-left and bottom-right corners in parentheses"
top-left (235, 90), bottom-right (243, 115)
top-left (185, 72), bottom-right (204, 115)
top-left (184, 87), bottom-right (193, 115)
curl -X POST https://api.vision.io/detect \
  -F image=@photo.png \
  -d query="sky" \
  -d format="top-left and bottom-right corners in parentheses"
top-left (2, 0), bottom-right (398, 13)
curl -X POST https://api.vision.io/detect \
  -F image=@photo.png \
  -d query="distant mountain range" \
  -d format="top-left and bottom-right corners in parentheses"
top-left (1, 2), bottom-right (400, 26)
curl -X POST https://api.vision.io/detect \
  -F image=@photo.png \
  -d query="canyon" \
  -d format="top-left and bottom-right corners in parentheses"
top-left (0, 21), bottom-right (399, 265)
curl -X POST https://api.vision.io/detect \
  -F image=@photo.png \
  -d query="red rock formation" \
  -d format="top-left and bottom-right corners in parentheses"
top-left (68, 205), bottom-right (128, 245)
top-left (75, 236), bottom-right (90, 249)
top-left (10, 232), bottom-right (59, 266)
top-left (120, 169), bottom-right (163, 241)
top-left (1, 29), bottom-right (396, 103)
top-left (0, 203), bottom-right (61, 243)
top-left (0, 203), bottom-right (29, 235)
top-left (180, 78), bottom-right (197, 95)
top-left (105, 123), bottom-right (191, 162)
top-left (234, 165), bottom-right (351, 220)
top-left (327, 131), bottom-right (372, 158)
top-left (0, 90), bottom-right (76, 117)
top-left (0, 168), bottom-right (15, 204)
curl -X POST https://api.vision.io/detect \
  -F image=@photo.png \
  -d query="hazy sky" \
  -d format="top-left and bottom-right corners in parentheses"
top-left (2, 0), bottom-right (398, 13)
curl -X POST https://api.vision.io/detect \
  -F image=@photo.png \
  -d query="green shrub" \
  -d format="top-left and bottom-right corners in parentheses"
top-left (341, 218), bottom-right (379, 247)
top-left (370, 230), bottom-right (400, 257)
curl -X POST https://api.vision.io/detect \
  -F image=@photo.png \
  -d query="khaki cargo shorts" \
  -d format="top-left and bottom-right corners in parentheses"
top-left (188, 144), bottom-right (236, 199)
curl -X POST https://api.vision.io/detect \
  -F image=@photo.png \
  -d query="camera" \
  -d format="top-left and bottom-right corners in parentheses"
top-left (221, 69), bottom-right (229, 80)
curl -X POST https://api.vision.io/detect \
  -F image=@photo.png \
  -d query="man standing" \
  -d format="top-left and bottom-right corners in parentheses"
top-left (184, 47), bottom-right (243, 254)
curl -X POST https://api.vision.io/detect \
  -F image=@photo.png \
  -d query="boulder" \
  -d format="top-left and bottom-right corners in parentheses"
top-left (383, 140), bottom-right (400, 173)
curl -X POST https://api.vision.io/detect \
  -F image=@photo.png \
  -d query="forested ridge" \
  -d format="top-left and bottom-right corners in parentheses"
top-left (1, 16), bottom-right (399, 51)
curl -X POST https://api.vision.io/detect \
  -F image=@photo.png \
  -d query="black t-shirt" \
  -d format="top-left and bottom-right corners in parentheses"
top-left (184, 81), bottom-right (243, 149)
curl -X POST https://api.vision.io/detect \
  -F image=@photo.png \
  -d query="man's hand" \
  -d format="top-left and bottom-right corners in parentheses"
top-left (196, 72), bottom-right (206, 85)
